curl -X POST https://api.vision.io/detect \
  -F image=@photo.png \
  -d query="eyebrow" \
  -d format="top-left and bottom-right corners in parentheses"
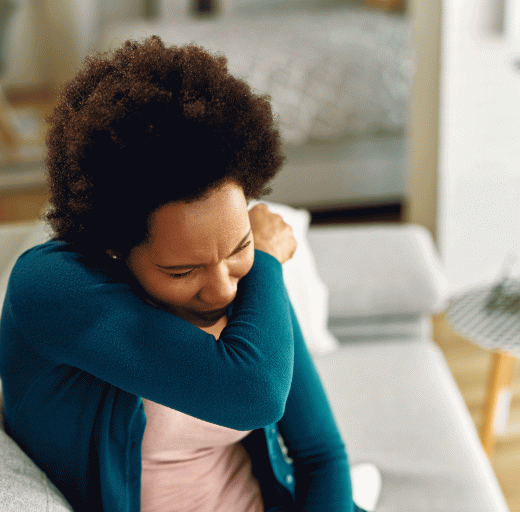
top-left (155, 229), bottom-right (252, 271)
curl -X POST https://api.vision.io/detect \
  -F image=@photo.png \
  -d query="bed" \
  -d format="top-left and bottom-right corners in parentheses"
top-left (98, 0), bottom-right (412, 221)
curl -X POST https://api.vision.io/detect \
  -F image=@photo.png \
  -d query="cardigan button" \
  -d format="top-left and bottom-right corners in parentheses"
top-left (286, 474), bottom-right (294, 484)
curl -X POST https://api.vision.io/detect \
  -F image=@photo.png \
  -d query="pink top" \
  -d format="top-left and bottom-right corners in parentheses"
top-left (140, 398), bottom-right (264, 512)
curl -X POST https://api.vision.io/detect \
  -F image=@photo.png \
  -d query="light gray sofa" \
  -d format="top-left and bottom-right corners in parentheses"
top-left (0, 209), bottom-right (510, 512)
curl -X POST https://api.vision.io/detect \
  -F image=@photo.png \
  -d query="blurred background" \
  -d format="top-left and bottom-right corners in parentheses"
top-left (0, 0), bottom-right (410, 225)
top-left (1, 0), bottom-right (520, 509)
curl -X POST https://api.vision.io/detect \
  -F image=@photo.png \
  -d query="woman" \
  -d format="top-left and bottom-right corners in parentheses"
top-left (0, 36), bottom-right (363, 511)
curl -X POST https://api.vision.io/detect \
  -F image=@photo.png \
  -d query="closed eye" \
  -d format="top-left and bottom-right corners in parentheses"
top-left (168, 269), bottom-right (196, 279)
top-left (169, 241), bottom-right (251, 278)
top-left (236, 240), bottom-right (252, 254)
top-left (165, 236), bottom-right (252, 279)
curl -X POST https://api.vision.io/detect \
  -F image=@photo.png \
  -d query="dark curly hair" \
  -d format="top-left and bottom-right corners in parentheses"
top-left (43, 35), bottom-right (285, 257)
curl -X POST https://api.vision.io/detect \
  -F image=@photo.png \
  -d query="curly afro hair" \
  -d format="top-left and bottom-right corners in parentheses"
top-left (44, 35), bottom-right (285, 257)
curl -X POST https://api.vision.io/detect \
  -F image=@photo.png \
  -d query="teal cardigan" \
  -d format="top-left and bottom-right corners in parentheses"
top-left (0, 241), bottom-right (356, 511)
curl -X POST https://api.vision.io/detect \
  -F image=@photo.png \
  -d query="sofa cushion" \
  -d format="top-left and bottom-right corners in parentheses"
top-left (0, 431), bottom-right (74, 512)
top-left (312, 338), bottom-right (509, 512)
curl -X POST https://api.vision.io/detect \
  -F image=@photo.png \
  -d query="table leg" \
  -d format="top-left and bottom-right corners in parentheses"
top-left (480, 350), bottom-right (515, 457)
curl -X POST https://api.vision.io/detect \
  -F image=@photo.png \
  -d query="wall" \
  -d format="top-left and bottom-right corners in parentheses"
top-left (437, 0), bottom-right (520, 292)
top-left (404, 0), bottom-right (442, 243)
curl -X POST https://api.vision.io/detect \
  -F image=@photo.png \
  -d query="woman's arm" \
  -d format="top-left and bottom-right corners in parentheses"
top-left (278, 303), bottom-right (355, 511)
top-left (5, 243), bottom-right (293, 431)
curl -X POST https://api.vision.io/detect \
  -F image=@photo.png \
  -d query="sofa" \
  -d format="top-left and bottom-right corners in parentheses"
top-left (0, 200), bottom-right (510, 511)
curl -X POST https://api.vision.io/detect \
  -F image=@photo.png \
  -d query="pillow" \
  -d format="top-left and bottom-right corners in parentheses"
top-left (307, 224), bottom-right (449, 319)
top-left (248, 200), bottom-right (338, 354)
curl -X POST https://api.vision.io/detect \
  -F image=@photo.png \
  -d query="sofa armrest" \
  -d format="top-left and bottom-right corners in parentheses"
top-left (307, 223), bottom-right (449, 319)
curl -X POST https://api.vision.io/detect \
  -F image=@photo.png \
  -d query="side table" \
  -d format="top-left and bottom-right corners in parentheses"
top-left (447, 280), bottom-right (520, 457)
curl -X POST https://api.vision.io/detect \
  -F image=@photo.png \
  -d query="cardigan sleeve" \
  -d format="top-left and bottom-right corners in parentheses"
top-left (4, 241), bottom-right (294, 431)
top-left (278, 302), bottom-right (354, 512)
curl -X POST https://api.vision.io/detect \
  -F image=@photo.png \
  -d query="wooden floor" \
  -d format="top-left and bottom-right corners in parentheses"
top-left (432, 313), bottom-right (520, 512)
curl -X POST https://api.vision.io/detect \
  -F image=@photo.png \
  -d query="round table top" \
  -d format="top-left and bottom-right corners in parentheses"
top-left (446, 278), bottom-right (520, 358)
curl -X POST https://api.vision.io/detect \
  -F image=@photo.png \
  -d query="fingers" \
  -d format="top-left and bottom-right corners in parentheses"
top-left (249, 204), bottom-right (298, 264)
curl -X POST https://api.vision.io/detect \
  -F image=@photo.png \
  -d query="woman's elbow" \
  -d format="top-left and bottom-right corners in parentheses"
top-left (232, 377), bottom-right (290, 430)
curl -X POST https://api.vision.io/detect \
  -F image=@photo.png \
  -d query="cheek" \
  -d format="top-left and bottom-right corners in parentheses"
top-left (126, 250), bottom-right (198, 307)
top-left (129, 265), bottom-right (197, 306)
top-left (238, 246), bottom-right (255, 277)
top-left (150, 276), bottom-right (199, 306)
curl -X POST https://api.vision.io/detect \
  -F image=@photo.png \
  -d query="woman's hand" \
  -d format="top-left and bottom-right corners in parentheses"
top-left (249, 204), bottom-right (297, 264)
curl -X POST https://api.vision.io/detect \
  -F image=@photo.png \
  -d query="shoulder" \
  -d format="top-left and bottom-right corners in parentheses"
top-left (15, 239), bottom-right (69, 267)
top-left (13, 240), bottom-right (92, 286)
top-left (8, 240), bottom-right (124, 307)
top-left (13, 239), bottom-right (120, 278)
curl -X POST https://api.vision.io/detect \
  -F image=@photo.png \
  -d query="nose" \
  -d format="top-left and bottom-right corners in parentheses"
top-left (198, 262), bottom-right (238, 307)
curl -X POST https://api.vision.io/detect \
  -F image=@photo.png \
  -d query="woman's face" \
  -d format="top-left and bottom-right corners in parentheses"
top-left (125, 180), bottom-right (254, 328)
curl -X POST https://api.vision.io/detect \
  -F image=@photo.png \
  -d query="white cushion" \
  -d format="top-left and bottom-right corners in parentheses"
top-left (249, 200), bottom-right (338, 354)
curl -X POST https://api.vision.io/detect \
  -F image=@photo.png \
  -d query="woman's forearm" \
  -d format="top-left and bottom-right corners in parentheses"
top-left (278, 302), bottom-right (354, 511)
top-left (7, 244), bottom-right (294, 430)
